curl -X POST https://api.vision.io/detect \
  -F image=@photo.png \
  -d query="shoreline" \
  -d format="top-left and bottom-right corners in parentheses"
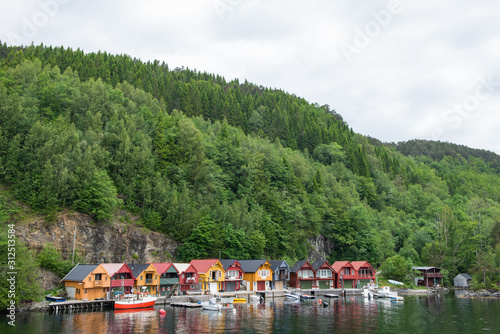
top-left (12, 287), bottom-right (500, 313)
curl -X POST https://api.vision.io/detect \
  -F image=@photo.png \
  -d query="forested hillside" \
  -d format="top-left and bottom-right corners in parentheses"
top-left (1, 43), bottom-right (499, 288)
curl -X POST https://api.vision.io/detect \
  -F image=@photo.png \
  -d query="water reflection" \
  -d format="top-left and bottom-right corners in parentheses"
top-left (2, 294), bottom-right (499, 333)
top-left (109, 308), bottom-right (158, 334)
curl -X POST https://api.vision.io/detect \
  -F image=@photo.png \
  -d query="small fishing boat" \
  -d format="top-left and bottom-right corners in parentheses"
top-left (389, 295), bottom-right (404, 301)
top-left (324, 294), bottom-right (339, 298)
top-left (114, 293), bottom-right (157, 310)
top-left (201, 299), bottom-right (233, 311)
top-left (201, 303), bottom-right (221, 311)
top-left (300, 294), bottom-right (315, 300)
top-left (233, 298), bottom-right (247, 303)
top-left (372, 286), bottom-right (403, 301)
top-left (45, 295), bottom-right (66, 302)
top-left (285, 292), bottom-right (301, 300)
top-left (388, 279), bottom-right (404, 286)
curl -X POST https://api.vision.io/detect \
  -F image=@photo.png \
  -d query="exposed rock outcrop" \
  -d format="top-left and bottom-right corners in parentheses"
top-left (16, 212), bottom-right (179, 264)
top-left (307, 235), bottom-right (334, 261)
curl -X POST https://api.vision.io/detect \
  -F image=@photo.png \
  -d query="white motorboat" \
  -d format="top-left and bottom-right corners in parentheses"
top-left (218, 297), bottom-right (234, 304)
top-left (285, 292), bottom-right (301, 300)
top-left (201, 302), bottom-right (221, 311)
top-left (373, 286), bottom-right (403, 301)
top-left (250, 294), bottom-right (263, 302)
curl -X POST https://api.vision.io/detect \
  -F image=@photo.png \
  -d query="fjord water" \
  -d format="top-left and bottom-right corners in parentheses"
top-left (2, 292), bottom-right (499, 333)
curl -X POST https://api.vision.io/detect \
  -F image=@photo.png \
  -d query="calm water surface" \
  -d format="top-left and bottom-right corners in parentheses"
top-left (2, 292), bottom-right (499, 333)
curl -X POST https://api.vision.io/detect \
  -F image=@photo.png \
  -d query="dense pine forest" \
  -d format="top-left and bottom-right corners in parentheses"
top-left (1, 43), bottom-right (499, 304)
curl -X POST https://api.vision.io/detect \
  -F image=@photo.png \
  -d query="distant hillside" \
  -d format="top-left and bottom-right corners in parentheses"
top-left (394, 139), bottom-right (500, 172)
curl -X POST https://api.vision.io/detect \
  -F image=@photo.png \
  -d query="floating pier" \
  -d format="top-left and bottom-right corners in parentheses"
top-left (49, 299), bottom-right (114, 312)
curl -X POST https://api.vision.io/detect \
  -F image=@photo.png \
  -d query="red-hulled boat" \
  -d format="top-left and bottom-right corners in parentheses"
top-left (114, 293), bottom-right (157, 310)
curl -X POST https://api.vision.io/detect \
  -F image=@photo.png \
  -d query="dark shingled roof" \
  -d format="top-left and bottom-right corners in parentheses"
top-left (269, 260), bottom-right (289, 272)
top-left (239, 260), bottom-right (267, 273)
top-left (311, 260), bottom-right (329, 271)
top-left (61, 264), bottom-right (98, 282)
top-left (219, 259), bottom-right (238, 271)
top-left (290, 260), bottom-right (309, 273)
top-left (127, 264), bottom-right (151, 278)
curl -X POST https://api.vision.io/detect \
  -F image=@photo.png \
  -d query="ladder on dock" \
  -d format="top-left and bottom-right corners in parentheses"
top-left (166, 283), bottom-right (179, 298)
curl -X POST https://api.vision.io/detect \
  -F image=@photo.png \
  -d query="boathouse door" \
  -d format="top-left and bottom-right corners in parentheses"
top-left (226, 281), bottom-right (236, 292)
top-left (300, 281), bottom-right (312, 289)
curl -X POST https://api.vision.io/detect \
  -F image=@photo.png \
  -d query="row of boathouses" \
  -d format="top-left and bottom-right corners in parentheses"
top-left (62, 259), bottom-right (380, 300)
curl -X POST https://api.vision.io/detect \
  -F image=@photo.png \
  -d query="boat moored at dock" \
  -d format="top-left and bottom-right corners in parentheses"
top-left (114, 293), bottom-right (157, 310)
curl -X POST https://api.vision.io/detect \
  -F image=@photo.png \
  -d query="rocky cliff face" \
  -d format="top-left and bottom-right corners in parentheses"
top-left (17, 213), bottom-right (179, 264)
top-left (308, 235), bottom-right (334, 262)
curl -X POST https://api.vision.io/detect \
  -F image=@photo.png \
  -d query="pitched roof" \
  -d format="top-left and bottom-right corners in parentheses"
top-left (311, 260), bottom-right (331, 271)
top-left (151, 263), bottom-right (172, 275)
top-left (331, 261), bottom-right (352, 273)
top-left (239, 260), bottom-right (268, 273)
top-left (100, 263), bottom-right (128, 276)
top-left (351, 261), bottom-right (372, 271)
top-left (290, 260), bottom-right (309, 273)
top-left (127, 263), bottom-right (151, 278)
top-left (219, 259), bottom-right (238, 271)
top-left (190, 259), bottom-right (220, 273)
top-left (173, 263), bottom-right (191, 273)
top-left (412, 266), bottom-right (441, 271)
top-left (61, 264), bottom-right (98, 282)
top-left (269, 260), bottom-right (290, 272)
top-left (456, 273), bottom-right (472, 280)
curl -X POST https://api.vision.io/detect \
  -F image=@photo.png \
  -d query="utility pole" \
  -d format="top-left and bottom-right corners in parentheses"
top-left (72, 226), bottom-right (77, 264)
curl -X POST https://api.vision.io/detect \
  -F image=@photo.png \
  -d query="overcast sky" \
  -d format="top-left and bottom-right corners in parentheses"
top-left (1, 0), bottom-right (500, 154)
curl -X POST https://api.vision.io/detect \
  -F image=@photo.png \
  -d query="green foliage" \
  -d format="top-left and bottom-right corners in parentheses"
top-left (36, 243), bottom-right (76, 277)
top-left (381, 255), bottom-right (412, 282)
top-left (0, 44), bottom-right (499, 290)
top-left (73, 169), bottom-right (122, 222)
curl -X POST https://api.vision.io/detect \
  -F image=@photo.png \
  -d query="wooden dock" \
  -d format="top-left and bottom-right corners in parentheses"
top-left (49, 299), bottom-right (114, 312)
